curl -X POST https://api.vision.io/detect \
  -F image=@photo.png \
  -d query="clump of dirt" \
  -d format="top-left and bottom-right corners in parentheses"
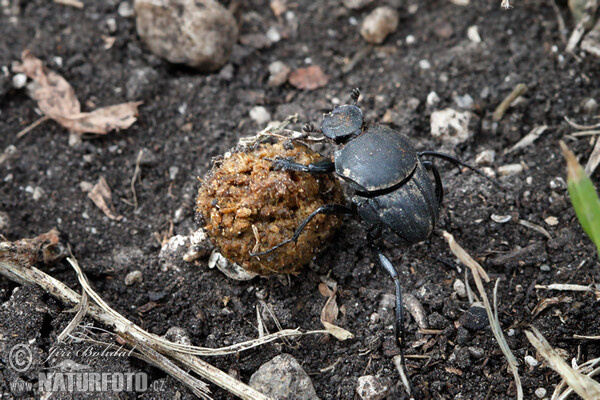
top-left (196, 140), bottom-right (344, 275)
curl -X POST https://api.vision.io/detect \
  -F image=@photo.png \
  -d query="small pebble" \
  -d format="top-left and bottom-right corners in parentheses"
top-left (453, 93), bottom-right (474, 109)
top-left (12, 73), bottom-right (27, 89)
top-left (163, 326), bottom-right (192, 345)
top-left (118, 1), bottom-right (135, 17)
top-left (460, 303), bottom-right (489, 330)
top-left (467, 25), bottom-right (481, 43)
top-left (342, 0), bottom-right (373, 9)
top-left (468, 346), bottom-right (485, 358)
top-left (426, 91), bottom-right (440, 107)
top-left (540, 264), bottom-right (551, 272)
top-left (419, 59), bottom-right (431, 70)
top-left (249, 106), bottom-right (271, 126)
top-left (106, 17), bottom-right (117, 33)
top-left (268, 61), bottom-right (291, 87)
top-left (169, 166), bottom-right (179, 181)
top-left (430, 108), bottom-right (476, 146)
top-left (544, 216), bottom-right (558, 226)
top-left (124, 270), bottom-right (143, 285)
top-left (497, 163), bottom-right (523, 176)
top-left (453, 279), bottom-right (466, 298)
top-left (250, 354), bottom-right (318, 400)
top-left (360, 6), bottom-right (399, 44)
top-left (535, 387), bottom-right (547, 398)
top-left (524, 355), bottom-right (539, 367)
top-left (0, 210), bottom-right (10, 231)
top-left (475, 149), bottom-right (496, 166)
top-left (405, 34), bottom-right (416, 44)
top-left (356, 375), bottom-right (390, 400)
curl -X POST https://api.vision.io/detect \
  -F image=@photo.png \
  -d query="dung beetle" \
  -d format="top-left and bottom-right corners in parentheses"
top-left (250, 88), bottom-right (487, 388)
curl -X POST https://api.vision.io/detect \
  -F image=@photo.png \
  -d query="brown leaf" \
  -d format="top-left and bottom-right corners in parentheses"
top-left (14, 50), bottom-right (81, 119)
top-left (87, 177), bottom-right (123, 221)
top-left (0, 228), bottom-right (63, 265)
top-left (57, 102), bottom-right (143, 134)
top-left (270, 0), bottom-right (287, 18)
top-left (13, 50), bottom-right (141, 135)
top-left (288, 65), bottom-right (328, 90)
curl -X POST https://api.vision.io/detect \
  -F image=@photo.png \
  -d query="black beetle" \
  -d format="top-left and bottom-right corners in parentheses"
top-left (250, 88), bottom-right (486, 388)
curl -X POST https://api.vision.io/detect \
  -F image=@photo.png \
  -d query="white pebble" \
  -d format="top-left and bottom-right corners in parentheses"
top-left (12, 73), bottom-right (27, 89)
top-left (419, 59), bottom-right (431, 70)
top-left (524, 355), bottom-right (539, 367)
top-left (535, 387), bottom-right (547, 398)
top-left (249, 106), bottom-right (271, 126)
top-left (266, 26), bottom-right (281, 43)
top-left (405, 34), bottom-right (416, 44)
top-left (453, 279), bottom-right (466, 298)
top-left (426, 91), bottom-right (440, 107)
top-left (467, 25), bottom-right (481, 43)
top-left (118, 1), bottom-right (135, 17)
top-left (497, 163), bottom-right (523, 176)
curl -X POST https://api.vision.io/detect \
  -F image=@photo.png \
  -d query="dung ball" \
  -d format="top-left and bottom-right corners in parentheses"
top-left (196, 141), bottom-right (344, 275)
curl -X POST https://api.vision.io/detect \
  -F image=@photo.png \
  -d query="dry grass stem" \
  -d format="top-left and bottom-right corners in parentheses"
top-left (131, 149), bottom-right (144, 212)
top-left (526, 326), bottom-right (600, 400)
top-left (57, 290), bottom-right (89, 342)
top-left (16, 115), bottom-right (50, 138)
top-left (584, 137), bottom-right (600, 175)
top-left (535, 284), bottom-right (600, 299)
top-left (54, 0), bottom-right (84, 8)
top-left (0, 234), bottom-right (330, 400)
top-left (505, 125), bottom-right (548, 154)
top-left (443, 231), bottom-right (523, 400)
top-left (518, 219), bottom-right (552, 239)
top-left (565, 116), bottom-right (600, 130)
top-left (493, 83), bottom-right (528, 122)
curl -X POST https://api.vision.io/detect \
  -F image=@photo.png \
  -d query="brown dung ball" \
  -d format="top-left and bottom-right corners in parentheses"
top-left (196, 141), bottom-right (344, 275)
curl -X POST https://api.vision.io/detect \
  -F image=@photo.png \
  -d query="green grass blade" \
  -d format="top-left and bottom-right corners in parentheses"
top-left (560, 141), bottom-right (600, 255)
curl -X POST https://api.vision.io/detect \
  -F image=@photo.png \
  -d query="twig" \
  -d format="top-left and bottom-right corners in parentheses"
top-left (551, 0), bottom-right (568, 44)
top-left (118, 331), bottom-right (211, 399)
top-left (131, 149), bottom-right (144, 212)
top-left (493, 83), bottom-right (528, 122)
top-left (1, 240), bottom-right (308, 400)
top-left (444, 231), bottom-right (523, 400)
top-left (54, 0), bottom-right (84, 8)
top-left (57, 290), bottom-right (89, 342)
top-left (16, 116), bottom-right (50, 138)
top-left (526, 326), bottom-right (600, 399)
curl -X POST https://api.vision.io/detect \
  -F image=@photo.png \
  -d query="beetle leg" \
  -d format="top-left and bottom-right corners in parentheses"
top-left (369, 238), bottom-right (413, 394)
top-left (249, 204), bottom-right (353, 256)
top-left (418, 150), bottom-right (493, 182)
top-left (351, 87), bottom-right (361, 104)
top-left (422, 160), bottom-right (444, 205)
top-left (270, 157), bottom-right (335, 174)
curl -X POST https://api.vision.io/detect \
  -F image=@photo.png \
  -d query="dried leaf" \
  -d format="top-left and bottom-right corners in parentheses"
top-left (270, 0), bottom-right (287, 17)
top-left (288, 66), bottom-right (328, 90)
top-left (14, 50), bottom-right (80, 119)
top-left (87, 177), bottom-right (123, 221)
top-left (319, 283), bottom-right (338, 324)
top-left (321, 321), bottom-right (354, 341)
top-left (57, 102), bottom-right (143, 134)
top-left (0, 228), bottom-right (63, 265)
top-left (13, 50), bottom-right (141, 135)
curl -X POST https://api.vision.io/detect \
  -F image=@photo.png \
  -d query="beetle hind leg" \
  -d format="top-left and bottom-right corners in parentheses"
top-left (249, 204), bottom-right (353, 257)
top-left (369, 236), bottom-right (413, 395)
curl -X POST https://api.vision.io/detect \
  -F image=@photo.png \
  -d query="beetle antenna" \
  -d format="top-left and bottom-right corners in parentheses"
top-left (350, 88), bottom-right (360, 104)
top-left (418, 151), bottom-right (498, 184)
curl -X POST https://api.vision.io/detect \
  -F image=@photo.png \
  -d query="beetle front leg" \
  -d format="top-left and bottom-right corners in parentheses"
top-left (269, 157), bottom-right (335, 174)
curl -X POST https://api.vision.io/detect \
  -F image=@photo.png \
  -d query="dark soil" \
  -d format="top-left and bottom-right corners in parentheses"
top-left (1, 0), bottom-right (600, 399)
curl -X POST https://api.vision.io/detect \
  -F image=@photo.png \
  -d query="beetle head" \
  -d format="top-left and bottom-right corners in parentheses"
top-left (321, 104), bottom-right (363, 144)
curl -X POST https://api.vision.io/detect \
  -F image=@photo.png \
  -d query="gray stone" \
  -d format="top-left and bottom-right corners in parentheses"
top-left (250, 354), bottom-right (319, 400)
top-left (124, 270), bottom-right (143, 285)
top-left (430, 108), bottom-right (477, 147)
top-left (126, 67), bottom-right (158, 99)
top-left (134, 0), bottom-right (238, 72)
top-left (356, 375), bottom-right (390, 400)
top-left (360, 7), bottom-right (399, 44)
